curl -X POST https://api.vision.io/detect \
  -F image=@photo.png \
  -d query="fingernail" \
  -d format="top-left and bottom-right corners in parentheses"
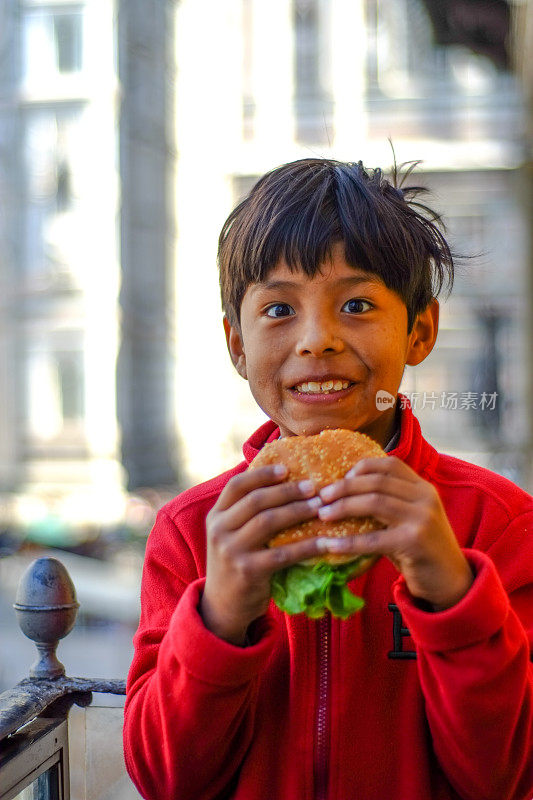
top-left (298, 479), bottom-right (315, 495)
top-left (318, 505), bottom-right (333, 518)
top-left (316, 537), bottom-right (346, 552)
top-left (322, 538), bottom-right (347, 551)
top-left (273, 464), bottom-right (287, 476)
top-left (320, 485), bottom-right (336, 501)
top-left (346, 464), bottom-right (361, 478)
top-left (307, 496), bottom-right (322, 509)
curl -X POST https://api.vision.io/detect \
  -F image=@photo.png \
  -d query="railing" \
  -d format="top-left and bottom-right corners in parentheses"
top-left (0, 557), bottom-right (139, 800)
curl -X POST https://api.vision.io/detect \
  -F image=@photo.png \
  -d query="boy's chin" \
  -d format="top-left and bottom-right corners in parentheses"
top-left (277, 410), bottom-right (395, 444)
top-left (279, 420), bottom-right (357, 438)
top-left (277, 409), bottom-right (365, 437)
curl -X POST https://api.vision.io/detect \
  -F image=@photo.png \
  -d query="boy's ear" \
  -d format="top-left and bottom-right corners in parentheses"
top-left (223, 316), bottom-right (248, 380)
top-left (406, 299), bottom-right (439, 366)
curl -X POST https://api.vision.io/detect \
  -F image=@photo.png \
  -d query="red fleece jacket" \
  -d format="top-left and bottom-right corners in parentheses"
top-left (124, 402), bottom-right (533, 800)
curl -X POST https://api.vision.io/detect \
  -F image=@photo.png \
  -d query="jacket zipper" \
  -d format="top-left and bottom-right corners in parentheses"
top-left (314, 614), bottom-right (330, 800)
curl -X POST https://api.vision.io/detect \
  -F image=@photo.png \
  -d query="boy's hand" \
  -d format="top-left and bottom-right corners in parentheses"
top-left (201, 465), bottom-right (327, 645)
top-left (317, 456), bottom-right (473, 611)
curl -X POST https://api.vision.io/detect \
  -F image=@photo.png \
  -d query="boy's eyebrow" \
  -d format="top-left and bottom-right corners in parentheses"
top-left (255, 275), bottom-right (383, 292)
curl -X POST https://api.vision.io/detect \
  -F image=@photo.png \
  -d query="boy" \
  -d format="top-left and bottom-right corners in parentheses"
top-left (124, 158), bottom-right (533, 800)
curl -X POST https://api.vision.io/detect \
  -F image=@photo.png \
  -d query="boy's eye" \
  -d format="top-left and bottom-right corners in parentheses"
top-left (342, 298), bottom-right (372, 314)
top-left (265, 303), bottom-right (295, 318)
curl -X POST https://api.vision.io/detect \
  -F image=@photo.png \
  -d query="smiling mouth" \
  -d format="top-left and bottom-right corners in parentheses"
top-left (293, 379), bottom-right (354, 395)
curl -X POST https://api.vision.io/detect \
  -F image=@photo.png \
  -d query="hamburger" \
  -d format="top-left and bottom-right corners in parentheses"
top-left (249, 428), bottom-right (387, 619)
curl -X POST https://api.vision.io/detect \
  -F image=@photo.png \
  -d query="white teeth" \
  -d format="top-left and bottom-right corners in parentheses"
top-left (295, 380), bottom-right (351, 394)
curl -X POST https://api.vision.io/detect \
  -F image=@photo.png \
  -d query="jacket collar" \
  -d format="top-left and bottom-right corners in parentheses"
top-left (242, 394), bottom-right (439, 476)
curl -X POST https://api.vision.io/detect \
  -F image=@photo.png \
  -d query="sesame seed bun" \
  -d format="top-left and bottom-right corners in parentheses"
top-left (249, 428), bottom-right (387, 566)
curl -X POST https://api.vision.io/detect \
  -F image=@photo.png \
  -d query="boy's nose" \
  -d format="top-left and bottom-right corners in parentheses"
top-left (295, 317), bottom-right (344, 357)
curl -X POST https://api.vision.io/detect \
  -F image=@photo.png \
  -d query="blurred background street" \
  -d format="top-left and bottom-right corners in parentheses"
top-left (0, 0), bottom-right (532, 689)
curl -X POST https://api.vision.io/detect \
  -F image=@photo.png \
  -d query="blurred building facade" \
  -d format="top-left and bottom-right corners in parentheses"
top-left (0, 0), bottom-right (530, 541)
top-left (0, 0), bottom-right (178, 538)
top-left (174, 0), bottom-right (531, 490)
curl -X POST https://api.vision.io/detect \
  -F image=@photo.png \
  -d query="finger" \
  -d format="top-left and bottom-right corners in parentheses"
top-left (236, 496), bottom-right (324, 550)
top-left (314, 525), bottom-right (411, 559)
top-left (319, 472), bottom-right (419, 505)
top-left (318, 492), bottom-right (407, 527)
top-left (216, 465), bottom-right (288, 512)
top-left (346, 456), bottom-right (419, 482)
top-left (221, 477), bottom-right (318, 531)
top-left (242, 533), bottom-right (336, 575)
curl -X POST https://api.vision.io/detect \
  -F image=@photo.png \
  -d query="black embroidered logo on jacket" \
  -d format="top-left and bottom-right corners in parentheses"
top-left (388, 603), bottom-right (417, 659)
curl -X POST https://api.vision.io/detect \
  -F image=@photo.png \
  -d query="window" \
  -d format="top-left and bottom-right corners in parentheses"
top-left (233, 175), bottom-right (264, 209)
top-left (293, 0), bottom-right (333, 143)
top-left (54, 12), bottom-right (83, 74)
top-left (25, 336), bottom-right (85, 447)
top-left (365, 0), bottom-right (504, 98)
top-left (24, 107), bottom-right (84, 281)
top-left (294, 0), bottom-right (321, 98)
top-left (56, 351), bottom-right (84, 421)
top-left (365, 0), bottom-right (450, 97)
top-left (23, 7), bottom-right (84, 83)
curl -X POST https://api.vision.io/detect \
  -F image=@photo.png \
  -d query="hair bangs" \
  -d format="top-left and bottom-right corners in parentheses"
top-left (218, 157), bottom-right (455, 331)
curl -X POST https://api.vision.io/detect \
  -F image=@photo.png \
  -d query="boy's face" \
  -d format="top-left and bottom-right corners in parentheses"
top-left (224, 241), bottom-right (438, 447)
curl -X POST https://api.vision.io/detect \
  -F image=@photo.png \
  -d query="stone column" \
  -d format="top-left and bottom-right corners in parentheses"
top-left (511, 1), bottom-right (533, 492)
top-left (0, 0), bottom-right (22, 492)
top-left (116, 0), bottom-right (180, 490)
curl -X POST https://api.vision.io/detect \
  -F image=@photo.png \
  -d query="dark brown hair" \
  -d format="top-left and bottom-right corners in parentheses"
top-left (218, 157), bottom-right (454, 332)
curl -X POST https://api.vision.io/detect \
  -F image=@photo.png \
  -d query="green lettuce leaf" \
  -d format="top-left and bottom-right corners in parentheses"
top-left (270, 559), bottom-right (370, 620)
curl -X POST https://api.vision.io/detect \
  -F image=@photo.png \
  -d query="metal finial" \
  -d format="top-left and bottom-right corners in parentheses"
top-left (13, 557), bottom-right (80, 679)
